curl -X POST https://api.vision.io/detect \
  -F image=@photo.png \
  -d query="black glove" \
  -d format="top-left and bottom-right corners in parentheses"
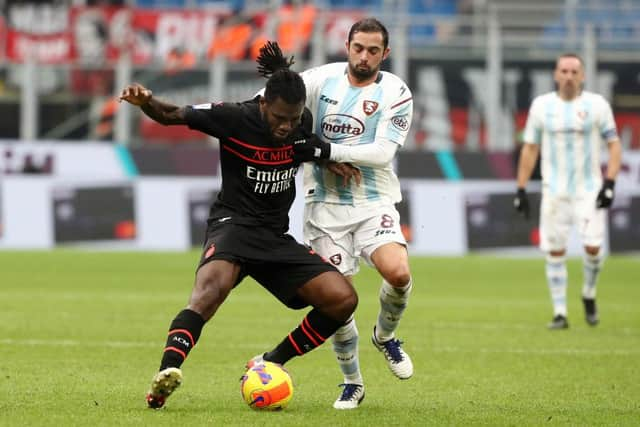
top-left (292, 135), bottom-right (331, 163)
top-left (596, 178), bottom-right (615, 208)
top-left (514, 187), bottom-right (530, 219)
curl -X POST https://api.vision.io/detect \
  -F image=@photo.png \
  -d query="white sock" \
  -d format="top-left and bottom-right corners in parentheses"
top-left (375, 278), bottom-right (412, 342)
top-left (332, 317), bottom-right (362, 385)
top-left (582, 253), bottom-right (603, 300)
top-left (546, 255), bottom-right (568, 317)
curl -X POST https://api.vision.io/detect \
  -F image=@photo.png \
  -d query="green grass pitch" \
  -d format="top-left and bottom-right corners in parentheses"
top-left (1, 251), bottom-right (638, 426)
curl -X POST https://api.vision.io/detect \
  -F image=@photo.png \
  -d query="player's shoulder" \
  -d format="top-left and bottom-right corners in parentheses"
top-left (379, 71), bottom-right (410, 91)
top-left (379, 70), bottom-right (408, 85)
top-left (581, 90), bottom-right (611, 107)
top-left (529, 92), bottom-right (555, 110)
top-left (191, 99), bottom-right (245, 111)
top-left (533, 91), bottom-right (556, 102)
top-left (378, 71), bottom-right (412, 109)
top-left (207, 97), bottom-right (259, 124)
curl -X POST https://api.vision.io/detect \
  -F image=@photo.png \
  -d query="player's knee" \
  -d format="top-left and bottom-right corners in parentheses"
top-left (384, 266), bottom-right (411, 288)
top-left (584, 246), bottom-right (600, 256)
top-left (334, 284), bottom-right (358, 321)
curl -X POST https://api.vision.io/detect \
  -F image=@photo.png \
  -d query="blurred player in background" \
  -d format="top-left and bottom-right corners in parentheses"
top-left (265, 18), bottom-right (415, 409)
top-left (119, 45), bottom-right (359, 409)
top-left (515, 53), bottom-right (622, 330)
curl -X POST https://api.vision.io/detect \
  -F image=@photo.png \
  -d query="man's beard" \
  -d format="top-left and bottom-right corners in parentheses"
top-left (349, 62), bottom-right (378, 81)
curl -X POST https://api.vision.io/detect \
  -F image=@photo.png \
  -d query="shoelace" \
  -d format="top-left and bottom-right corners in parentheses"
top-left (381, 339), bottom-right (405, 363)
top-left (337, 383), bottom-right (362, 401)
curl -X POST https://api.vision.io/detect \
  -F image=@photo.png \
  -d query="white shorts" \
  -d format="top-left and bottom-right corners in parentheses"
top-left (303, 202), bottom-right (407, 276)
top-left (539, 192), bottom-right (606, 252)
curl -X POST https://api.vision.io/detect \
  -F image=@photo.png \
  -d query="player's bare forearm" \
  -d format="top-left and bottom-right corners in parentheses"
top-left (605, 139), bottom-right (622, 180)
top-left (140, 98), bottom-right (187, 126)
top-left (516, 143), bottom-right (540, 188)
top-left (119, 83), bottom-right (186, 125)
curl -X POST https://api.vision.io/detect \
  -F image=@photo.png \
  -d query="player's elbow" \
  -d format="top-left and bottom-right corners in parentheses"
top-left (360, 143), bottom-right (398, 167)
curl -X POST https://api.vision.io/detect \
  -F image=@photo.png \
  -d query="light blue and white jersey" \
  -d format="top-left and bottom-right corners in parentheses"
top-left (301, 62), bottom-right (413, 206)
top-left (522, 90), bottom-right (618, 197)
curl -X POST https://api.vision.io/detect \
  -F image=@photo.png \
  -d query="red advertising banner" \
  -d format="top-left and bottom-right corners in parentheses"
top-left (4, 3), bottom-right (72, 64)
top-left (70, 6), bottom-right (233, 66)
top-left (2, 4), bottom-right (365, 65)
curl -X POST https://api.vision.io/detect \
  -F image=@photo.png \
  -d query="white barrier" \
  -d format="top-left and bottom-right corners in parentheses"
top-left (3, 175), bottom-right (638, 255)
top-left (1, 143), bottom-right (639, 255)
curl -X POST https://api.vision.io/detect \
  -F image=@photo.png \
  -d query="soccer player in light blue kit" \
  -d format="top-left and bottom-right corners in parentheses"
top-left (515, 53), bottom-right (622, 330)
top-left (296, 18), bottom-right (415, 409)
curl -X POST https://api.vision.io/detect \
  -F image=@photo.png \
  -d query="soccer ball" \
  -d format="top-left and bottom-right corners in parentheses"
top-left (240, 361), bottom-right (294, 410)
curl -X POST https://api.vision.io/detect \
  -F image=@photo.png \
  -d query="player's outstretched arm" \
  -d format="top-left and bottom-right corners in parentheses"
top-left (292, 134), bottom-right (398, 168)
top-left (119, 83), bottom-right (187, 125)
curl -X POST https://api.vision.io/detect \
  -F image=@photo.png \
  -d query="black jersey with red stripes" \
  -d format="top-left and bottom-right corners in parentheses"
top-left (185, 96), bottom-right (311, 233)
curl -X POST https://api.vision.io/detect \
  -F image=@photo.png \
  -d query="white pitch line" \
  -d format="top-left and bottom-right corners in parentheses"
top-left (2, 339), bottom-right (638, 356)
top-left (0, 338), bottom-right (158, 348)
top-left (429, 321), bottom-right (638, 335)
top-left (0, 339), bottom-right (266, 349)
top-left (432, 346), bottom-right (640, 356)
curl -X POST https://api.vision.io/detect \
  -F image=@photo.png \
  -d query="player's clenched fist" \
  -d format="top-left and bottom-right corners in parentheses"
top-left (119, 83), bottom-right (153, 106)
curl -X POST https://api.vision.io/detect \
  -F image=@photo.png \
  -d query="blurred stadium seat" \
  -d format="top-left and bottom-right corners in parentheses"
top-left (408, 0), bottom-right (457, 42)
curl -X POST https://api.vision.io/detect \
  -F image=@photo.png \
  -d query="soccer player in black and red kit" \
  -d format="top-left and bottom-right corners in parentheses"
top-left (119, 44), bottom-right (358, 409)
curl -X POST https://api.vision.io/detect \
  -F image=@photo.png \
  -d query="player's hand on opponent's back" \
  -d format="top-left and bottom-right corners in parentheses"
top-left (327, 162), bottom-right (361, 187)
top-left (513, 187), bottom-right (530, 219)
top-left (292, 134), bottom-right (331, 163)
top-left (596, 178), bottom-right (615, 208)
top-left (119, 83), bottom-right (153, 106)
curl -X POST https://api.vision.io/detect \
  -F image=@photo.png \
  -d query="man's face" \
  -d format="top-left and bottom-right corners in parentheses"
top-left (346, 31), bottom-right (389, 82)
top-left (260, 97), bottom-right (304, 143)
top-left (554, 56), bottom-right (584, 99)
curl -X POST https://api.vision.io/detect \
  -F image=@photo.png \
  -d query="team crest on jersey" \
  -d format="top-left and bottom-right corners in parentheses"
top-left (363, 100), bottom-right (379, 116)
top-left (577, 110), bottom-right (588, 119)
top-left (329, 254), bottom-right (342, 266)
top-left (391, 115), bottom-right (409, 131)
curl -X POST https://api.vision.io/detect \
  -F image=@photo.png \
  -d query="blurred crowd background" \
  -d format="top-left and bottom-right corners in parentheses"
top-left (2, 0), bottom-right (640, 151)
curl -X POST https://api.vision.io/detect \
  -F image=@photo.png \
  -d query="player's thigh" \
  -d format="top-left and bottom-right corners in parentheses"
top-left (249, 241), bottom-right (340, 310)
top-left (539, 196), bottom-right (573, 252)
top-left (354, 206), bottom-right (407, 266)
top-left (190, 260), bottom-right (243, 320)
top-left (296, 270), bottom-right (356, 309)
top-left (575, 195), bottom-right (606, 248)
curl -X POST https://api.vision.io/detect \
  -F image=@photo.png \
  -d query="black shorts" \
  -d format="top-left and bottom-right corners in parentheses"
top-left (197, 222), bottom-right (337, 309)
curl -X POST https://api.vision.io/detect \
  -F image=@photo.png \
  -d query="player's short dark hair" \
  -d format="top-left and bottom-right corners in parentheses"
top-left (264, 69), bottom-right (307, 106)
top-left (348, 17), bottom-right (389, 49)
